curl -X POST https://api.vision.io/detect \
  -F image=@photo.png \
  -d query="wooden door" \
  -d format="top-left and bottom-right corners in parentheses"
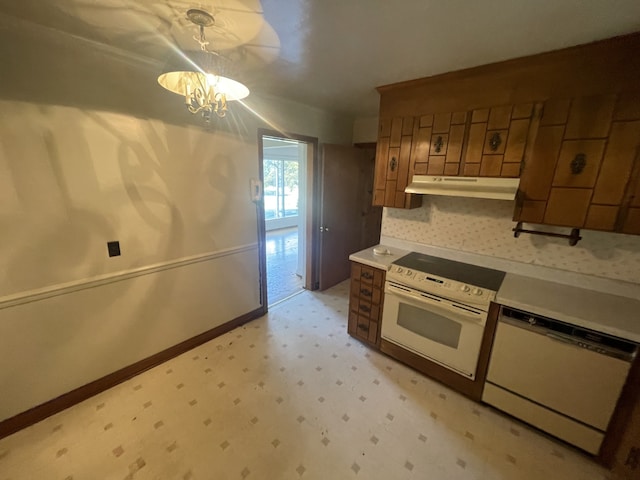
top-left (319, 144), bottom-right (381, 290)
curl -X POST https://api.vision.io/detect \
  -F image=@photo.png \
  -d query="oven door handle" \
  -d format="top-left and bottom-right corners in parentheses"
top-left (386, 283), bottom-right (485, 324)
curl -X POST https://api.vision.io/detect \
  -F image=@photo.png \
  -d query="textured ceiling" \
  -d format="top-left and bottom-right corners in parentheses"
top-left (0, 0), bottom-right (639, 117)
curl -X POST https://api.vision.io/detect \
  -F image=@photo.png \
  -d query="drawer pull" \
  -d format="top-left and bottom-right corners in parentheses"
top-left (433, 135), bottom-right (444, 153)
top-left (570, 153), bottom-right (586, 174)
top-left (359, 304), bottom-right (371, 313)
top-left (360, 288), bottom-right (372, 297)
top-left (489, 132), bottom-right (502, 151)
top-left (357, 323), bottom-right (369, 332)
top-left (390, 156), bottom-right (397, 172)
top-left (361, 271), bottom-right (373, 280)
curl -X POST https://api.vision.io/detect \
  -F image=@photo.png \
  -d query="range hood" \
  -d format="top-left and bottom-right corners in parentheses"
top-left (405, 175), bottom-right (520, 200)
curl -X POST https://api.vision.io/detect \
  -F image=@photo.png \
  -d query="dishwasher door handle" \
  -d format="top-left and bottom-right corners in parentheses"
top-left (545, 332), bottom-right (577, 346)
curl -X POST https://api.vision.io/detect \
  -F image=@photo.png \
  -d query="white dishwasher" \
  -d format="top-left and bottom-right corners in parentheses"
top-left (483, 306), bottom-right (637, 455)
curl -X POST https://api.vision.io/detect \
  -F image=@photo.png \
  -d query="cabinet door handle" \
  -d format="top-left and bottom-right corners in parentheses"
top-left (434, 135), bottom-right (444, 153)
top-left (571, 153), bottom-right (586, 174)
top-left (361, 272), bottom-right (373, 280)
top-left (489, 132), bottom-right (502, 151)
top-left (359, 304), bottom-right (371, 313)
top-left (360, 288), bottom-right (372, 297)
top-left (390, 156), bottom-right (397, 171)
top-left (357, 323), bottom-right (369, 332)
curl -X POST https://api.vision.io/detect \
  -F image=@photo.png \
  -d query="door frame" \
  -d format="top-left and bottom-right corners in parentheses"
top-left (257, 129), bottom-right (320, 310)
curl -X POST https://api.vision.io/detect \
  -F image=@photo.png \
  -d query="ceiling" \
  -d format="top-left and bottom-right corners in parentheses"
top-left (0, 0), bottom-right (639, 118)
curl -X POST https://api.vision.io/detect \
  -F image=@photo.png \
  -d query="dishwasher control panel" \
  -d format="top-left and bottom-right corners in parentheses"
top-left (500, 307), bottom-right (638, 361)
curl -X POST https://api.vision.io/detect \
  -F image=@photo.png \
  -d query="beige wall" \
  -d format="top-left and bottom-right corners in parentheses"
top-left (0, 97), bottom-right (353, 422)
top-left (381, 198), bottom-right (640, 284)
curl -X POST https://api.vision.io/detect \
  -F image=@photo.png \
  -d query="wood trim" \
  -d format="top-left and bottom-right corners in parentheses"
top-left (0, 307), bottom-right (264, 440)
top-left (257, 128), bottom-right (320, 292)
top-left (379, 301), bottom-right (500, 402)
top-left (0, 244), bottom-right (258, 310)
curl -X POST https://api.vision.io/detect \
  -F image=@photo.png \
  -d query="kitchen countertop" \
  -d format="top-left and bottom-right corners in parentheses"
top-left (497, 273), bottom-right (640, 344)
top-left (351, 241), bottom-right (640, 343)
top-left (348, 245), bottom-right (410, 271)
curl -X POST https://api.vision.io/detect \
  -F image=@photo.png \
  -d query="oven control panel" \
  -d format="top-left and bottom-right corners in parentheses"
top-left (387, 265), bottom-right (496, 306)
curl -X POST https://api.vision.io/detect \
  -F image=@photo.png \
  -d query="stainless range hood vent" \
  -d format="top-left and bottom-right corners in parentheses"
top-left (405, 175), bottom-right (520, 200)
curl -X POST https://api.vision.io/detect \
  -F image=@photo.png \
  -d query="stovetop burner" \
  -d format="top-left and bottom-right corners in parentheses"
top-left (392, 252), bottom-right (506, 291)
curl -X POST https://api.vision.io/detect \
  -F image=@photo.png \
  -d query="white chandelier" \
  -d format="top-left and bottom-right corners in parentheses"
top-left (157, 9), bottom-right (249, 121)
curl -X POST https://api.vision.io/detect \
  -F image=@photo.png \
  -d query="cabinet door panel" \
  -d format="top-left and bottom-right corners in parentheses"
top-left (564, 95), bottom-right (616, 139)
top-left (433, 113), bottom-right (452, 133)
top-left (622, 208), bottom-right (640, 234)
top-left (451, 111), bottom-right (468, 125)
top-left (504, 119), bottom-right (531, 163)
top-left (472, 109), bottom-right (490, 123)
top-left (518, 201), bottom-right (547, 223)
top-left (444, 163), bottom-right (460, 175)
top-left (592, 121), bottom-right (640, 205)
top-left (552, 140), bottom-right (606, 188)
top-left (585, 205), bottom-right (619, 231)
top-left (411, 126), bottom-right (432, 163)
top-left (386, 146), bottom-right (400, 180)
top-left (465, 123), bottom-right (487, 164)
top-left (397, 135), bottom-right (413, 191)
top-left (390, 117), bottom-right (403, 146)
top-left (483, 130), bottom-right (508, 155)
top-left (427, 157), bottom-right (446, 175)
top-left (379, 118), bottom-right (391, 137)
top-left (464, 163), bottom-right (481, 176)
top-left (540, 98), bottom-right (571, 126)
top-left (429, 133), bottom-right (449, 156)
top-left (512, 103), bottom-right (534, 119)
top-left (480, 155), bottom-right (503, 176)
top-left (543, 188), bottom-right (592, 227)
top-left (501, 163), bottom-right (521, 178)
top-left (488, 106), bottom-right (512, 130)
top-left (446, 124), bottom-right (466, 164)
top-left (384, 180), bottom-right (397, 205)
top-left (519, 126), bottom-right (564, 200)
top-left (374, 136), bottom-right (390, 190)
top-left (614, 92), bottom-right (640, 121)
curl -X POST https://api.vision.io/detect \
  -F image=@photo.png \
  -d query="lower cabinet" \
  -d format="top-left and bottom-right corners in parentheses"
top-left (347, 262), bottom-right (385, 348)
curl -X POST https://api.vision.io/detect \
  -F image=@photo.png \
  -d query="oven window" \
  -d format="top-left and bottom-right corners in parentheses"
top-left (397, 303), bottom-right (461, 348)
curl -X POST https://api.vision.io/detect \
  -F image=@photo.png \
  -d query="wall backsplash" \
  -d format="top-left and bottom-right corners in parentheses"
top-left (381, 197), bottom-right (640, 285)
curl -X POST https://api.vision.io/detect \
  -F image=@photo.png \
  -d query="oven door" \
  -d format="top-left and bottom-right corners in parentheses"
top-left (381, 281), bottom-right (487, 378)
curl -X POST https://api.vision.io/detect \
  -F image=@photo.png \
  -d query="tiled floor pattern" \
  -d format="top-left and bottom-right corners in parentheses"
top-left (266, 227), bottom-right (304, 305)
top-left (0, 281), bottom-right (612, 479)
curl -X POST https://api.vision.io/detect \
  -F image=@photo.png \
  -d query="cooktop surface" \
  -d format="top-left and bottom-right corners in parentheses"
top-left (392, 252), bottom-right (506, 291)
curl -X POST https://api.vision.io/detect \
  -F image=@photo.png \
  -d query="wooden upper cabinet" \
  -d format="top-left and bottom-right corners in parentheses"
top-left (462, 103), bottom-right (539, 178)
top-left (515, 92), bottom-right (640, 232)
top-left (373, 116), bottom-right (422, 208)
top-left (412, 111), bottom-right (467, 177)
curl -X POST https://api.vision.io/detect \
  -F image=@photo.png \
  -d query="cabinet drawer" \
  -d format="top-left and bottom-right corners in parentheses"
top-left (350, 280), bottom-right (382, 306)
top-left (350, 294), bottom-right (381, 320)
top-left (351, 263), bottom-right (384, 288)
top-left (349, 311), bottom-right (379, 345)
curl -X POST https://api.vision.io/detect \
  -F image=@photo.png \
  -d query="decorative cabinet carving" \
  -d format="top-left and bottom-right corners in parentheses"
top-left (347, 262), bottom-right (385, 348)
top-left (373, 117), bottom-right (422, 208)
top-left (515, 92), bottom-right (640, 232)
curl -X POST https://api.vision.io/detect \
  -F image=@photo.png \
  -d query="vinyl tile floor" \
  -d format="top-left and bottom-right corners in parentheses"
top-left (0, 281), bottom-right (613, 480)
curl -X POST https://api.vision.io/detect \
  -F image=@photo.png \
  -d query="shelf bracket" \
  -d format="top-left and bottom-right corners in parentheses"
top-left (512, 222), bottom-right (582, 246)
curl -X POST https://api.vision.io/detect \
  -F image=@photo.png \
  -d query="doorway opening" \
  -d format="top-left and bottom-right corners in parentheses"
top-left (258, 131), bottom-right (320, 308)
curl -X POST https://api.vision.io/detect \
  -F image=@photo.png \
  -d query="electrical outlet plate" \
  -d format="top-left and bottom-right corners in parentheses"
top-left (107, 241), bottom-right (121, 257)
